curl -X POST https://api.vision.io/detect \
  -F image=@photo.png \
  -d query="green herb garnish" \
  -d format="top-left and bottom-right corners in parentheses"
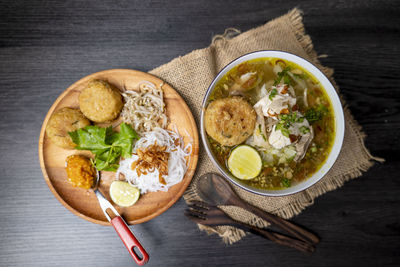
top-left (305, 108), bottom-right (320, 122)
top-left (69, 123), bottom-right (139, 171)
top-left (269, 88), bottom-right (278, 100)
top-left (282, 178), bottom-right (291, 187)
top-left (305, 104), bottom-right (328, 123)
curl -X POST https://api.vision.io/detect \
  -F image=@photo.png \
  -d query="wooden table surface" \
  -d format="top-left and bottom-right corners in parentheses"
top-left (0, 0), bottom-right (399, 266)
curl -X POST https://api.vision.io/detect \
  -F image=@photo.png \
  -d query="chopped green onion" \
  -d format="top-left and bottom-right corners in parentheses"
top-left (300, 126), bottom-right (310, 134)
top-left (276, 123), bottom-right (290, 137)
top-left (258, 125), bottom-right (267, 141)
top-left (284, 75), bottom-right (291, 85)
top-left (293, 73), bottom-right (306, 79)
top-left (282, 178), bottom-right (291, 187)
top-left (289, 112), bottom-right (297, 123)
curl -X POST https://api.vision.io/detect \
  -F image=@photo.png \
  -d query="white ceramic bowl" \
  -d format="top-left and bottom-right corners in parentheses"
top-left (200, 50), bottom-right (345, 196)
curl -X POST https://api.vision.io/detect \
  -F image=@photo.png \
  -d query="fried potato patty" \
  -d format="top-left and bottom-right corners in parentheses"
top-left (204, 96), bottom-right (256, 146)
top-left (45, 107), bottom-right (90, 149)
top-left (65, 155), bottom-right (96, 189)
top-left (79, 80), bottom-right (123, 122)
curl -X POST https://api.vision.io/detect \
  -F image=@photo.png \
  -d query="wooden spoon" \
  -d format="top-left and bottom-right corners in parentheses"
top-left (195, 172), bottom-right (320, 245)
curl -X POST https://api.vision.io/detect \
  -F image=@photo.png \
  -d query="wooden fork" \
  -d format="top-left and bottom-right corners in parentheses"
top-left (185, 201), bottom-right (315, 253)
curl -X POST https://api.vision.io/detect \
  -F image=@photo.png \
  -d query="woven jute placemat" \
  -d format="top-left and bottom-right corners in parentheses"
top-left (150, 8), bottom-right (383, 244)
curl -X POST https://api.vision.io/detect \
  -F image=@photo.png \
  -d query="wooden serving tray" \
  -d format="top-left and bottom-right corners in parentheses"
top-left (38, 69), bottom-right (199, 225)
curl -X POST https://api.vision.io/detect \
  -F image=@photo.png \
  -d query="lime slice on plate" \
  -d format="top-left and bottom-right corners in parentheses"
top-left (110, 181), bottom-right (140, 207)
top-left (227, 145), bottom-right (262, 180)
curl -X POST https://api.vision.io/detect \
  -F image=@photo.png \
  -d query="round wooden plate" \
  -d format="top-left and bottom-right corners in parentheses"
top-left (38, 69), bottom-right (199, 226)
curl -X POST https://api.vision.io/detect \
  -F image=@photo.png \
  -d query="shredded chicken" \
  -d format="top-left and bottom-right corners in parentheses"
top-left (230, 72), bottom-right (257, 92)
top-left (253, 84), bottom-right (296, 120)
top-left (294, 127), bottom-right (314, 162)
top-left (247, 106), bottom-right (270, 149)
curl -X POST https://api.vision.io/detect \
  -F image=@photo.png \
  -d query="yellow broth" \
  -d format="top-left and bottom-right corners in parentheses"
top-left (207, 57), bottom-right (335, 190)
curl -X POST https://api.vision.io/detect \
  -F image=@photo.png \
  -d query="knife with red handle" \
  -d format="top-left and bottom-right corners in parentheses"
top-left (95, 190), bottom-right (149, 265)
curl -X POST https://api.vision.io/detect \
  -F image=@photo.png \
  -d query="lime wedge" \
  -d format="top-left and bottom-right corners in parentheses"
top-left (227, 145), bottom-right (262, 180)
top-left (109, 181), bottom-right (140, 207)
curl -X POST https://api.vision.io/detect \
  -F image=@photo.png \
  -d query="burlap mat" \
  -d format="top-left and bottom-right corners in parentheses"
top-left (150, 8), bottom-right (383, 244)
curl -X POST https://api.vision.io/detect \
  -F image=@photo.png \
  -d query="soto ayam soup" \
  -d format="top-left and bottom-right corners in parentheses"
top-left (204, 58), bottom-right (335, 190)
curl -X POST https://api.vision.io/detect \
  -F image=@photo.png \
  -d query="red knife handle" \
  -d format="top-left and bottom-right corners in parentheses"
top-left (111, 216), bottom-right (149, 265)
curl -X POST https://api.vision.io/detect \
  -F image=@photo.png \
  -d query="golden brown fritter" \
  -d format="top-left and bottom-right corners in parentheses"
top-left (79, 80), bottom-right (123, 122)
top-left (45, 107), bottom-right (90, 149)
top-left (204, 96), bottom-right (256, 146)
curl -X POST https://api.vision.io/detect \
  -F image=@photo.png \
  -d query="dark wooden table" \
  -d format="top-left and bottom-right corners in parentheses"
top-left (1, 0), bottom-right (399, 266)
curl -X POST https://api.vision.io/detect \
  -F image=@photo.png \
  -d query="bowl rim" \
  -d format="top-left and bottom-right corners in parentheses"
top-left (200, 50), bottom-right (345, 197)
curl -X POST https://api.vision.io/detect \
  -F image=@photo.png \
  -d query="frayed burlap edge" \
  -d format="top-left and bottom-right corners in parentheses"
top-left (178, 8), bottom-right (384, 245)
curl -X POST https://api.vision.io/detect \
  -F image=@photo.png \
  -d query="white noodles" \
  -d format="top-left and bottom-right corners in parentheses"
top-left (115, 127), bottom-right (192, 194)
top-left (121, 81), bottom-right (168, 134)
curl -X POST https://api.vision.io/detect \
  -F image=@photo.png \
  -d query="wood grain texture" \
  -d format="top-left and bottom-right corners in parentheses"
top-left (38, 69), bottom-right (199, 225)
top-left (0, 0), bottom-right (399, 266)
